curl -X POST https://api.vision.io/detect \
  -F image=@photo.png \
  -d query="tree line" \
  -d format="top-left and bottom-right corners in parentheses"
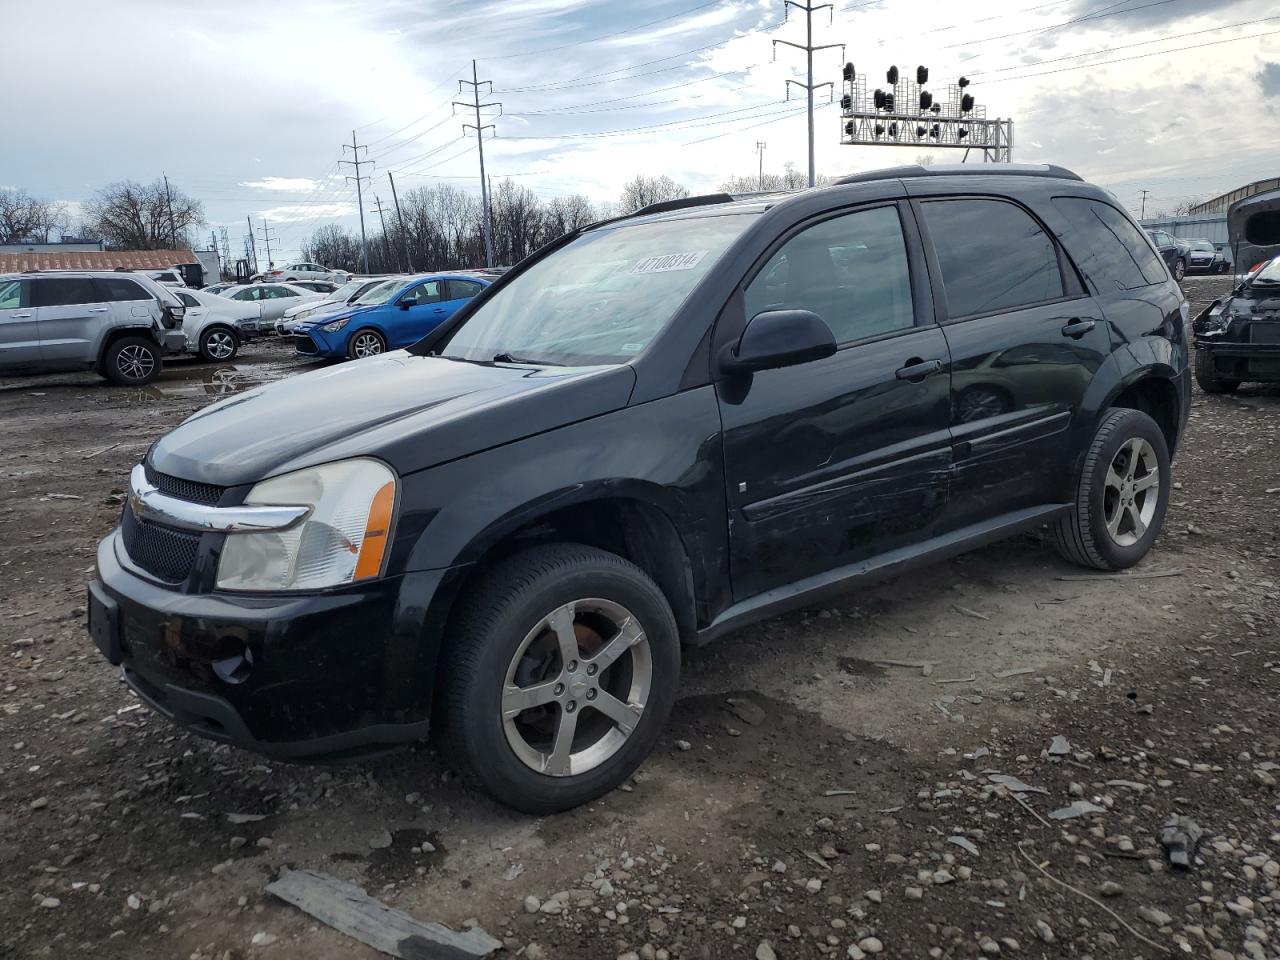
top-left (0, 180), bottom-right (204, 250)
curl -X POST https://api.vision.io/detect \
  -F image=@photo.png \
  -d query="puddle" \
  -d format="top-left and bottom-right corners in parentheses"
top-left (328, 828), bottom-right (446, 884)
top-left (133, 364), bottom-right (276, 400)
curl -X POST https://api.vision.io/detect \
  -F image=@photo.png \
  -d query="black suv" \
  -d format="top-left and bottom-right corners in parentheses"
top-left (88, 164), bottom-right (1190, 813)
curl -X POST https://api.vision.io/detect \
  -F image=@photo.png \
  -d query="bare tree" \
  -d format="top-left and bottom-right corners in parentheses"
top-left (0, 189), bottom-right (71, 243)
top-left (718, 167), bottom-right (831, 194)
top-left (618, 175), bottom-right (690, 215)
top-left (544, 195), bottom-right (598, 236)
top-left (83, 179), bottom-right (204, 250)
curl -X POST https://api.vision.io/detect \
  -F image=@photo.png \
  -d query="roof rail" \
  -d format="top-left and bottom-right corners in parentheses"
top-left (632, 193), bottom-right (737, 217)
top-left (833, 163), bottom-right (1082, 186)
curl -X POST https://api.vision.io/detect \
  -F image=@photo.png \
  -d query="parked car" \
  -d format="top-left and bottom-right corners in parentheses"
top-left (1145, 229), bottom-right (1189, 281)
top-left (221, 282), bottom-right (327, 335)
top-left (274, 276), bottom-right (400, 336)
top-left (142, 268), bottom-right (188, 288)
top-left (292, 273), bottom-right (488, 359)
top-left (172, 288), bottom-right (258, 362)
top-left (0, 271), bottom-right (186, 384)
top-left (88, 163), bottom-right (1190, 813)
top-left (1183, 238), bottom-right (1224, 274)
top-left (263, 262), bottom-right (348, 284)
top-left (1191, 189), bottom-right (1280, 393)
top-left (202, 282), bottom-right (238, 296)
top-left (287, 280), bottom-right (339, 295)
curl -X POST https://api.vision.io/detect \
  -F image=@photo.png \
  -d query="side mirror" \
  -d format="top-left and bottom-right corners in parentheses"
top-left (719, 309), bottom-right (837, 375)
top-left (398, 300), bottom-right (412, 310)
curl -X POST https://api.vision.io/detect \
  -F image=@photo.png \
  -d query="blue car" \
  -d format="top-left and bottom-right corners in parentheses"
top-left (293, 273), bottom-right (490, 360)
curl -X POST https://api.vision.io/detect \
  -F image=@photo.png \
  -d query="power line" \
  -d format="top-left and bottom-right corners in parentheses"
top-left (773, 0), bottom-right (844, 188)
top-left (339, 131), bottom-right (373, 274)
top-left (255, 219), bottom-right (279, 269)
top-left (455, 60), bottom-right (500, 268)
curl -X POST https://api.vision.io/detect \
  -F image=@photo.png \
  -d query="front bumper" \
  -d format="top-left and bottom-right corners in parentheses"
top-left (1195, 338), bottom-right (1280, 381)
top-left (89, 530), bottom-right (453, 759)
top-left (292, 326), bottom-right (344, 357)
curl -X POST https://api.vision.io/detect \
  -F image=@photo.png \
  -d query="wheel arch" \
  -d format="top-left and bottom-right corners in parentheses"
top-left (1104, 369), bottom-right (1183, 456)
top-left (97, 325), bottom-right (159, 362)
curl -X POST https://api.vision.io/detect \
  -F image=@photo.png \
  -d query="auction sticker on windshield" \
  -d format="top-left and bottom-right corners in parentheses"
top-left (630, 251), bottom-right (708, 275)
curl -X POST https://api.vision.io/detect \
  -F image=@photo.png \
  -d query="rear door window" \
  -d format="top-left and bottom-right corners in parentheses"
top-left (1052, 197), bottom-right (1167, 290)
top-left (447, 279), bottom-right (485, 300)
top-left (920, 198), bottom-right (1064, 318)
top-left (32, 277), bottom-right (100, 307)
top-left (95, 277), bottom-right (153, 302)
top-left (0, 279), bottom-right (28, 310)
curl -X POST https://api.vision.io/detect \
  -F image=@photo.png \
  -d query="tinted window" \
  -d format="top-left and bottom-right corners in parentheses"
top-left (32, 277), bottom-right (100, 307)
top-left (0, 279), bottom-right (27, 310)
top-left (177, 292), bottom-right (200, 307)
top-left (232, 288), bottom-right (261, 301)
top-left (400, 281), bottom-right (443, 306)
top-left (922, 199), bottom-right (1063, 317)
top-left (744, 205), bottom-right (914, 344)
top-left (95, 277), bottom-right (152, 302)
top-left (447, 279), bottom-right (485, 300)
top-left (1053, 197), bottom-right (1166, 291)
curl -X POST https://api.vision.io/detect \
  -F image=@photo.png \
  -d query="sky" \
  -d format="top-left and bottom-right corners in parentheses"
top-left (5, 0), bottom-right (1278, 264)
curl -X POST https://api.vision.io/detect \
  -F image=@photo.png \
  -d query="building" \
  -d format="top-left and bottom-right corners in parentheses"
top-left (0, 239), bottom-right (106, 254)
top-left (1188, 177), bottom-right (1280, 215)
top-left (0, 247), bottom-right (198, 274)
top-left (1139, 175), bottom-right (1278, 262)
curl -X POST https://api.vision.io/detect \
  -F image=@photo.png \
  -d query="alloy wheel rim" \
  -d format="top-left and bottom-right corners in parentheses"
top-left (353, 333), bottom-right (383, 358)
top-left (118, 344), bottom-right (155, 381)
top-left (501, 598), bottom-right (652, 778)
top-left (206, 331), bottom-right (235, 359)
top-left (1103, 437), bottom-right (1160, 547)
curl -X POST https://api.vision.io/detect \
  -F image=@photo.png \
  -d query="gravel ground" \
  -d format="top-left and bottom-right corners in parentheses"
top-left (2, 276), bottom-right (1278, 959)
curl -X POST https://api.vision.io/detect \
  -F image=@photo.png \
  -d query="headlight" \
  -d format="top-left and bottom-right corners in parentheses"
top-left (322, 318), bottom-right (350, 333)
top-left (216, 459), bottom-right (397, 591)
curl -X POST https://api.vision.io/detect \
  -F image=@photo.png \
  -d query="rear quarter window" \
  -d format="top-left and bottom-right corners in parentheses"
top-left (1053, 197), bottom-right (1166, 291)
top-left (32, 277), bottom-right (100, 307)
top-left (95, 277), bottom-right (153, 302)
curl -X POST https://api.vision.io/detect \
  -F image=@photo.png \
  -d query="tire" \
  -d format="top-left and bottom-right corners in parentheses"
top-left (1194, 348), bottom-right (1239, 394)
top-left (1052, 408), bottom-right (1171, 571)
top-left (439, 543), bottom-right (680, 814)
top-left (347, 328), bottom-right (386, 360)
top-left (199, 326), bottom-right (239, 363)
top-left (101, 336), bottom-right (161, 386)
top-left (1173, 258), bottom-right (1186, 282)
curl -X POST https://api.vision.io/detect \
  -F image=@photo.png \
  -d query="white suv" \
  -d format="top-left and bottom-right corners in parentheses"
top-left (0, 271), bottom-right (187, 385)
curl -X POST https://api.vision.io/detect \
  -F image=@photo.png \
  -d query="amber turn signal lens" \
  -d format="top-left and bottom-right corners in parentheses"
top-left (354, 481), bottom-right (396, 580)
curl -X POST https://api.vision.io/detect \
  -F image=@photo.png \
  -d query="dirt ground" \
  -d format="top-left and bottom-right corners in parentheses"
top-left (2, 275), bottom-right (1278, 960)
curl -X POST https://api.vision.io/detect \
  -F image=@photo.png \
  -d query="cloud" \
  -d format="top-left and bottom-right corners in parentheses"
top-left (1260, 61), bottom-right (1280, 96)
top-left (239, 177), bottom-right (323, 192)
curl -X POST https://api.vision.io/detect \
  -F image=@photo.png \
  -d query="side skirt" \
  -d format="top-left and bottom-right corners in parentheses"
top-left (694, 503), bottom-right (1071, 645)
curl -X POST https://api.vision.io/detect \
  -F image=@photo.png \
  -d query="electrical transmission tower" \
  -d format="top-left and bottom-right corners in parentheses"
top-left (340, 131), bottom-right (373, 274)
top-left (774, 1), bottom-right (844, 188)
top-left (455, 60), bottom-right (501, 268)
top-left (218, 227), bottom-right (231, 264)
top-left (256, 219), bottom-right (279, 271)
top-left (245, 215), bottom-right (258, 274)
top-left (372, 195), bottom-right (397, 271)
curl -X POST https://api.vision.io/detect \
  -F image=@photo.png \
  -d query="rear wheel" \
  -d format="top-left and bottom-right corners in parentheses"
top-left (199, 326), bottom-right (239, 363)
top-left (347, 328), bottom-right (386, 360)
top-left (102, 336), bottom-right (161, 386)
top-left (439, 544), bottom-right (680, 814)
top-left (1194, 347), bottom-right (1240, 394)
top-left (1173, 258), bottom-right (1186, 282)
top-left (1053, 408), bottom-right (1170, 570)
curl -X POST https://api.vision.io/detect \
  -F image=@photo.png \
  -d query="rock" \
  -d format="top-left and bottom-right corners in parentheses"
top-left (772, 860), bottom-right (787, 874)
top-left (904, 887), bottom-right (924, 901)
top-left (1048, 735), bottom-right (1071, 755)
top-left (864, 889), bottom-right (882, 904)
top-left (229, 836), bottom-right (247, 851)
top-left (29, 797), bottom-right (48, 811)
top-left (847, 947), bottom-right (865, 960)
top-left (805, 878), bottom-right (822, 893)
top-left (1034, 920), bottom-right (1054, 943)
top-left (756, 941), bottom-right (777, 960)
top-left (367, 830), bottom-right (393, 850)
top-left (732, 916), bottom-right (747, 929)
top-left (526, 945), bottom-right (546, 960)
top-left (979, 937), bottom-right (1001, 955)
top-left (675, 740), bottom-right (692, 752)
top-left (1049, 801), bottom-right (1105, 820)
top-left (932, 870), bottom-right (955, 885)
top-left (39, 897), bottom-right (60, 908)
top-left (523, 895), bottom-right (541, 914)
top-left (1137, 906), bottom-right (1172, 927)
top-left (618, 952), bottom-right (640, 960)
top-left (250, 932), bottom-right (277, 947)
top-left (727, 698), bottom-right (766, 726)
top-left (858, 937), bottom-right (883, 954)
top-left (127, 894), bottom-right (142, 910)
top-left (1098, 881), bottom-right (1123, 897)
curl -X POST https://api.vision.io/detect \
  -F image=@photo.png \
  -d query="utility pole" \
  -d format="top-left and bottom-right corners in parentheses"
top-left (1139, 189), bottom-right (1150, 219)
top-left (387, 172), bottom-right (414, 273)
top-left (455, 60), bottom-right (501, 268)
top-left (340, 130), bottom-right (372, 274)
top-left (218, 227), bottom-right (231, 278)
top-left (256, 219), bottom-right (278, 270)
top-left (246, 215), bottom-right (258, 274)
top-left (756, 141), bottom-right (767, 191)
top-left (372, 195), bottom-right (396, 271)
top-left (163, 173), bottom-right (178, 248)
top-left (774, 2), bottom-right (844, 188)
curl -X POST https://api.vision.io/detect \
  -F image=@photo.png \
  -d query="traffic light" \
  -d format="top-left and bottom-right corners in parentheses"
top-left (919, 91), bottom-right (933, 111)
top-left (887, 65), bottom-right (899, 84)
top-left (958, 76), bottom-right (970, 88)
top-left (961, 93), bottom-right (975, 113)
top-left (843, 62), bottom-right (856, 81)
top-left (916, 65), bottom-right (929, 84)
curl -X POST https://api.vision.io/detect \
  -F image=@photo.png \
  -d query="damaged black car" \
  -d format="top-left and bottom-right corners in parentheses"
top-left (1192, 187), bottom-right (1280, 393)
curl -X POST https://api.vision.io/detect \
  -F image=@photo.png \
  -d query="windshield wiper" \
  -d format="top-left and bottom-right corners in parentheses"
top-left (492, 352), bottom-right (562, 366)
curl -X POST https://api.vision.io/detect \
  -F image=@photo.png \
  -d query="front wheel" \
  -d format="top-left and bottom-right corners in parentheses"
top-left (199, 326), bottom-right (239, 363)
top-left (347, 328), bottom-right (386, 360)
top-left (439, 544), bottom-right (680, 814)
top-left (102, 336), bottom-right (161, 386)
top-left (1194, 348), bottom-right (1239, 394)
top-left (1173, 258), bottom-right (1186, 282)
top-left (1052, 408), bottom-right (1171, 570)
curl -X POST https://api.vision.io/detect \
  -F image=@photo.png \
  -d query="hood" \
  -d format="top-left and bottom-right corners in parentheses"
top-left (284, 297), bottom-right (338, 319)
top-left (294, 302), bottom-right (375, 330)
top-left (148, 352), bottom-right (636, 486)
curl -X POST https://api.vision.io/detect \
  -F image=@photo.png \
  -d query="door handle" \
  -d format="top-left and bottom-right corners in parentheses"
top-left (433, 308), bottom-right (445, 314)
top-left (1061, 318), bottom-right (1096, 339)
top-left (88, 307), bottom-right (110, 313)
top-left (13, 312), bottom-right (33, 318)
top-left (895, 358), bottom-right (944, 381)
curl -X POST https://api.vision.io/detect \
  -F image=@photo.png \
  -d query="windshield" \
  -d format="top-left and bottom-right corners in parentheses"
top-left (438, 213), bottom-right (755, 366)
top-left (356, 277), bottom-right (405, 305)
top-left (1189, 240), bottom-right (1213, 251)
top-left (1252, 255), bottom-right (1280, 284)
